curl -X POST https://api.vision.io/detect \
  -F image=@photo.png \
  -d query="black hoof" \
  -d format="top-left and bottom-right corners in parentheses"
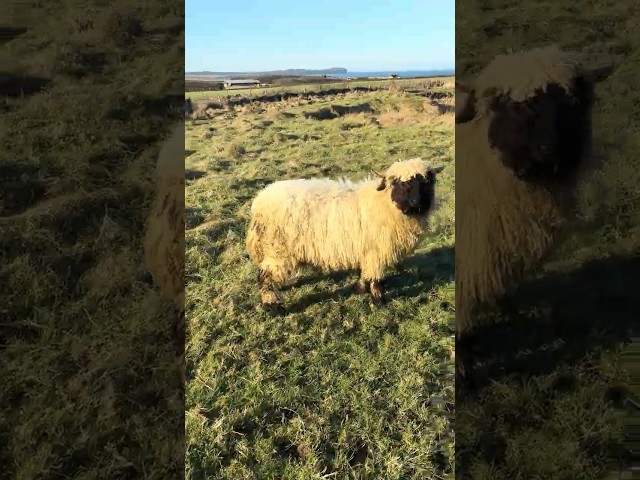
top-left (370, 295), bottom-right (387, 306)
top-left (263, 302), bottom-right (286, 316)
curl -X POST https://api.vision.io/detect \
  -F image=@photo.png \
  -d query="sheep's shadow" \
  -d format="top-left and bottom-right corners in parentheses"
top-left (384, 245), bottom-right (454, 298)
top-left (457, 253), bottom-right (640, 395)
top-left (285, 245), bottom-right (454, 314)
top-left (456, 253), bottom-right (640, 477)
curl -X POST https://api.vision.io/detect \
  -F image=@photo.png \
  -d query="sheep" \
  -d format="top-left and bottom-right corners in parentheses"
top-left (454, 45), bottom-right (613, 339)
top-left (143, 122), bottom-right (185, 385)
top-left (245, 158), bottom-right (445, 312)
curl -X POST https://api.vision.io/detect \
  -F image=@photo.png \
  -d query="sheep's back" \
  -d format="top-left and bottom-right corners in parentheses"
top-left (250, 179), bottom-right (369, 269)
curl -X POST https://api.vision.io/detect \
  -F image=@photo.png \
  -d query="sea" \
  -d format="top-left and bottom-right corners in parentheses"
top-left (312, 69), bottom-right (454, 79)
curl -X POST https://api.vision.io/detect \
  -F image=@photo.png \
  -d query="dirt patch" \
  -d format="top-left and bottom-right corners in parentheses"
top-left (406, 90), bottom-right (454, 101)
top-left (428, 99), bottom-right (455, 115)
top-left (339, 122), bottom-right (363, 131)
top-left (185, 169), bottom-right (207, 181)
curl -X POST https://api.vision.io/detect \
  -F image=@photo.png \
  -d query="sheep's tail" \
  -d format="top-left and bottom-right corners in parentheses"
top-left (245, 214), bottom-right (265, 264)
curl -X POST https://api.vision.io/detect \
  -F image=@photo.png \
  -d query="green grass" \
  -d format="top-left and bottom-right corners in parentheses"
top-left (0, 1), bottom-right (183, 478)
top-left (187, 76), bottom-right (454, 99)
top-left (185, 87), bottom-right (456, 478)
top-left (456, 1), bottom-right (640, 479)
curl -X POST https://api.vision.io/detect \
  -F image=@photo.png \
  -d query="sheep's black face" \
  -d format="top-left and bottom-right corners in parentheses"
top-left (389, 173), bottom-right (436, 216)
top-left (487, 78), bottom-right (597, 184)
top-left (185, 98), bottom-right (193, 116)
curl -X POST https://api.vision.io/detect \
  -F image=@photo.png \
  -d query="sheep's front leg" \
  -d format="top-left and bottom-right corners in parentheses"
top-left (369, 280), bottom-right (386, 305)
top-left (258, 272), bottom-right (285, 315)
top-left (258, 258), bottom-right (292, 315)
top-left (354, 277), bottom-right (369, 294)
top-left (355, 277), bottom-right (385, 304)
top-left (360, 261), bottom-right (386, 305)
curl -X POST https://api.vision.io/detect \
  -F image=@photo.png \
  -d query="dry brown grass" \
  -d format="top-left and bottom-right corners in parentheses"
top-left (375, 98), bottom-right (455, 127)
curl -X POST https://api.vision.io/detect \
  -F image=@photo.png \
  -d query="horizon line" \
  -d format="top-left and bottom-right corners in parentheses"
top-left (185, 67), bottom-right (455, 74)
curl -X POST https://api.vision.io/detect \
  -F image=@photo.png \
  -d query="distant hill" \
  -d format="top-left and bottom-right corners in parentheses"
top-left (186, 68), bottom-right (347, 77)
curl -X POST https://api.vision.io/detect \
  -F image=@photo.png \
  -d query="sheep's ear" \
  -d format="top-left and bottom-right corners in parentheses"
top-left (455, 81), bottom-right (476, 124)
top-left (583, 63), bottom-right (614, 83)
top-left (429, 166), bottom-right (445, 175)
top-left (372, 169), bottom-right (386, 190)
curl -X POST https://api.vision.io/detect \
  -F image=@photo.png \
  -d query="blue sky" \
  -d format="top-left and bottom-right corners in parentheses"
top-left (186, 0), bottom-right (454, 72)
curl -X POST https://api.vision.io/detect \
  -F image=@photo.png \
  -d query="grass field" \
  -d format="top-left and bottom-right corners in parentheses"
top-left (186, 77), bottom-right (454, 100)
top-left (456, 1), bottom-right (640, 479)
top-left (1, 1), bottom-right (184, 478)
top-left (185, 84), bottom-right (456, 478)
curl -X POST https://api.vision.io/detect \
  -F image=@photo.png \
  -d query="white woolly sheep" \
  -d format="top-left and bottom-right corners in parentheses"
top-left (143, 122), bottom-right (185, 385)
top-left (245, 158), bottom-right (445, 312)
top-left (455, 45), bottom-right (613, 336)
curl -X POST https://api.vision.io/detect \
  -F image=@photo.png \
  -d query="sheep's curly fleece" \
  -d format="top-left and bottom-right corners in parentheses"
top-left (142, 123), bottom-right (186, 385)
top-left (456, 46), bottom-right (588, 334)
top-left (143, 123), bottom-right (185, 314)
top-left (246, 158), bottom-right (437, 288)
